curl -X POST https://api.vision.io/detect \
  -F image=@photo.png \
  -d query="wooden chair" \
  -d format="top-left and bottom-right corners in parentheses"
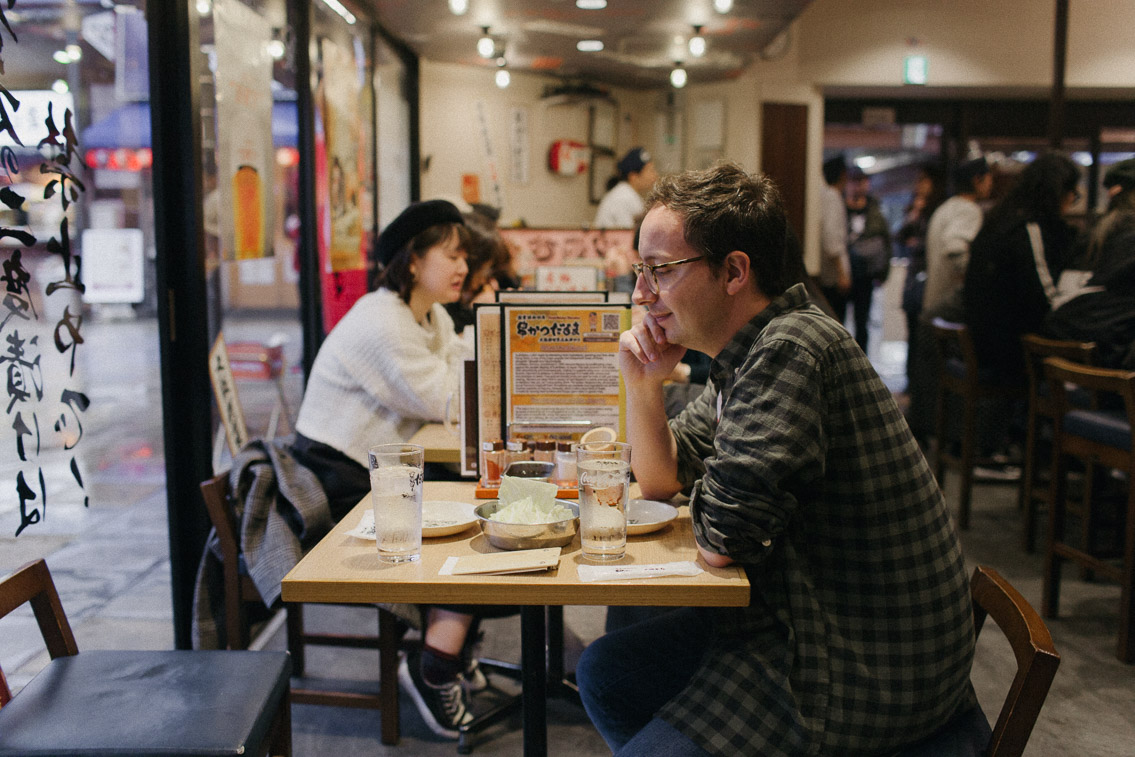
top-left (930, 319), bottom-right (1026, 529)
top-left (0, 558), bottom-right (292, 757)
top-left (201, 472), bottom-right (410, 745)
top-left (1041, 357), bottom-right (1135, 663)
top-left (1019, 334), bottom-right (1097, 553)
top-left (897, 566), bottom-right (1060, 757)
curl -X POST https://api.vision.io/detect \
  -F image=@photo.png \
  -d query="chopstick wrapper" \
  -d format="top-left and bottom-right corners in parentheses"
top-left (577, 561), bottom-right (703, 582)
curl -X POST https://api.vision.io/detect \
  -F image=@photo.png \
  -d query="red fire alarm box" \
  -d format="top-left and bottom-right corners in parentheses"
top-left (548, 139), bottom-right (589, 176)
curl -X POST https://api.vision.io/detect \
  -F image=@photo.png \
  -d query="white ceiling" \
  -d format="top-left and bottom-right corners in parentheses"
top-left (368, 0), bottom-right (814, 90)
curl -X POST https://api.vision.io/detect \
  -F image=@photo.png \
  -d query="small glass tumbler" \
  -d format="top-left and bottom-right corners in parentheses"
top-left (368, 443), bottom-right (424, 564)
top-left (576, 441), bottom-right (631, 561)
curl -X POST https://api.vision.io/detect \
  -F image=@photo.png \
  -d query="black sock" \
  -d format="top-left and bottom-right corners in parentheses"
top-left (421, 643), bottom-right (463, 687)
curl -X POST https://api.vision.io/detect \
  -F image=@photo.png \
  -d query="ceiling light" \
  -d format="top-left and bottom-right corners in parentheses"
top-left (448, 0), bottom-right (469, 14)
top-left (577, 40), bottom-right (604, 52)
top-left (713, 0), bottom-right (733, 13)
top-left (196, 0), bottom-right (211, 15)
top-left (477, 27), bottom-right (496, 58)
top-left (576, 0), bottom-right (607, 8)
top-left (688, 26), bottom-right (705, 58)
top-left (670, 63), bottom-right (687, 89)
top-left (53, 50), bottom-right (72, 64)
top-left (318, 0), bottom-right (356, 25)
top-left (52, 79), bottom-right (69, 94)
top-left (266, 39), bottom-right (286, 60)
top-left (495, 69), bottom-right (511, 89)
top-left (65, 44), bottom-right (82, 61)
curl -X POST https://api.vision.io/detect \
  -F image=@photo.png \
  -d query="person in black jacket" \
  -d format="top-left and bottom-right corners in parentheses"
top-left (1044, 158), bottom-right (1135, 370)
top-left (963, 153), bottom-right (1081, 384)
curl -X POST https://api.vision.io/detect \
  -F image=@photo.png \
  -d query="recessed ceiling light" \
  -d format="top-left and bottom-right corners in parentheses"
top-left (577, 40), bottom-right (604, 52)
top-left (52, 79), bottom-right (70, 94)
top-left (448, 0), bottom-right (469, 15)
top-left (713, 0), bottom-right (734, 13)
top-left (576, 0), bottom-right (607, 9)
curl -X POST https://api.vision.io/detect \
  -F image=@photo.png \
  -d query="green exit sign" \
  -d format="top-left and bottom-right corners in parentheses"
top-left (904, 55), bottom-right (928, 85)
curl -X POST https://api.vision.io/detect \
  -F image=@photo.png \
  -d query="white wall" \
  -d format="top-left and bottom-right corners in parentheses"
top-left (797, 0), bottom-right (1135, 90)
top-left (418, 61), bottom-right (654, 228)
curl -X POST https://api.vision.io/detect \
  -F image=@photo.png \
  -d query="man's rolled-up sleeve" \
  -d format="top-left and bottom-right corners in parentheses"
top-left (689, 338), bottom-right (827, 564)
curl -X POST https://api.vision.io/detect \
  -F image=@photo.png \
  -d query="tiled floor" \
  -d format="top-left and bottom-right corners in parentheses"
top-left (2, 274), bottom-right (1134, 755)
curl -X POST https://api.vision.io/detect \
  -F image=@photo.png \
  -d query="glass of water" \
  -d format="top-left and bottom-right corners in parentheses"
top-left (368, 443), bottom-right (424, 564)
top-left (576, 441), bottom-right (631, 561)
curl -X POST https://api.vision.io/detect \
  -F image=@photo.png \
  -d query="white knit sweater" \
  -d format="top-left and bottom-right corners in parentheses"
top-left (295, 287), bottom-right (473, 466)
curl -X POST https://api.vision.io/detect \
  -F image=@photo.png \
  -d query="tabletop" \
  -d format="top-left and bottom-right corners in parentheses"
top-left (282, 481), bottom-right (749, 608)
top-left (408, 422), bottom-right (461, 464)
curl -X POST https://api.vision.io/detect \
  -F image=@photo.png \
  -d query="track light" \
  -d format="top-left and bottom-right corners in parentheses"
top-left (670, 62), bottom-right (687, 89)
top-left (688, 26), bottom-right (705, 58)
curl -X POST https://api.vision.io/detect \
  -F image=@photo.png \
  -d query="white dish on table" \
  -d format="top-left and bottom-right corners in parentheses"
top-left (347, 500), bottom-right (478, 540)
top-left (626, 499), bottom-right (678, 536)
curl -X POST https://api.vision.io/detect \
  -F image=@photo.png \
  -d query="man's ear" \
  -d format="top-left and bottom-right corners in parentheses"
top-left (723, 251), bottom-right (750, 295)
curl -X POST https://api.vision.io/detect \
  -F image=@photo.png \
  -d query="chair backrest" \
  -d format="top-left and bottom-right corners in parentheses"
top-left (971, 566), bottom-right (1060, 757)
top-left (931, 318), bottom-right (979, 391)
top-left (201, 472), bottom-right (241, 567)
top-left (1020, 334), bottom-right (1097, 412)
top-left (0, 559), bottom-right (79, 707)
top-left (1043, 357), bottom-right (1135, 458)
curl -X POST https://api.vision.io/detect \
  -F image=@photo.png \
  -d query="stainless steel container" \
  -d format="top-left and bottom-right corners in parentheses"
top-left (473, 500), bottom-right (579, 550)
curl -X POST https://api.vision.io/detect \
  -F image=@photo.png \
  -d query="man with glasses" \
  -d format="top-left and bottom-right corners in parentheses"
top-left (577, 163), bottom-right (979, 757)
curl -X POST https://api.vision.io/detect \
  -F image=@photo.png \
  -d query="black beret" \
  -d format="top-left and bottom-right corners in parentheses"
top-left (1103, 158), bottom-right (1135, 192)
top-left (376, 199), bottom-right (465, 267)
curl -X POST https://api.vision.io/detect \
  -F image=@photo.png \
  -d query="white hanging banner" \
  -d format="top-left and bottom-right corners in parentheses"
top-left (509, 106), bottom-right (530, 185)
top-left (475, 100), bottom-right (505, 209)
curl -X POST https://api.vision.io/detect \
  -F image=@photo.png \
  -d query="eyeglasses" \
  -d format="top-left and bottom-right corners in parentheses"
top-left (631, 255), bottom-right (706, 294)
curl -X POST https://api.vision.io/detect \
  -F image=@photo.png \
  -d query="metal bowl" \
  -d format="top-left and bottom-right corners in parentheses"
top-left (502, 460), bottom-right (555, 481)
top-left (474, 499), bottom-right (579, 550)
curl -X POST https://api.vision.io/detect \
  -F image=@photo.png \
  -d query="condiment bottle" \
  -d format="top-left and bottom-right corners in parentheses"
top-left (554, 441), bottom-right (577, 486)
top-left (534, 439), bottom-right (556, 463)
top-left (480, 439), bottom-right (506, 488)
top-left (506, 438), bottom-right (528, 469)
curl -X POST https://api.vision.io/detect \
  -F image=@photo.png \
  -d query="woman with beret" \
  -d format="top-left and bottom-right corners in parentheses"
top-left (291, 199), bottom-right (486, 738)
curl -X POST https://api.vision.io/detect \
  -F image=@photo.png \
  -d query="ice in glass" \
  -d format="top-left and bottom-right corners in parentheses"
top-left (576, 441), bottom-right (631, 561)
top-left (368, 443), bottom-right (424, 564)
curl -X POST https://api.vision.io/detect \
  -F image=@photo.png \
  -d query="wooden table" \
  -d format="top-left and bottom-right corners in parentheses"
top-left (408, 422), bottom-right (461, 464)
top-left (282, 481), bottom-right (750, 756)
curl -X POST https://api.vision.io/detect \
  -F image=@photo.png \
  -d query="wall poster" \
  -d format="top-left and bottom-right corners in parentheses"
top-left (214, 0), bottom-right (275, 260)
top-left (321, 38), bottom-right (365, 273)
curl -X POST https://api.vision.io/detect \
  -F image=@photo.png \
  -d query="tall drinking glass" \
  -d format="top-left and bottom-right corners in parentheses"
top-left (576, 441), bottom-right (631, 561)
top-left (368, 443), bottom-right (424, 564)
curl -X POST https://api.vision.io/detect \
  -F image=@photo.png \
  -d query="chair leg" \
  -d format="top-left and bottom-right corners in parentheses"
top-left (379, 607), bottom-right (401, 746)
top-left (934, 390), bottom-right (949, 493)
top-left (285, 603), bottom-right (306, 677)
top-left (269, 688), bottom-right (293, 757)
top-left (1080, 463), bottom-right (1098, 581)
top-left (958, 394), bottom-right (977, 530)
top-left (1118, 488), bottom-right (1135, 663)
top-left (1021, 412), bottom-right (1040, 551)
top-left (1042, 448), bottom-right (1069, 619)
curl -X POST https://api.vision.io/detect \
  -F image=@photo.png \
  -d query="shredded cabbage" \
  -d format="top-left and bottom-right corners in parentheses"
top-left (491, 497), bottom-right (573, 524)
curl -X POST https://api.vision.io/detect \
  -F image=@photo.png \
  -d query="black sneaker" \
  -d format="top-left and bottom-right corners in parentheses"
top-left (463, 656), bottom-right (489, 694)
top-left (398, 650), bottom-right (474, 738)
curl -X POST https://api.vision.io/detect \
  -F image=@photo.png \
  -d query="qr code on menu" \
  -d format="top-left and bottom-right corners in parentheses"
top-left (602, 313), bottom-right (621, 332)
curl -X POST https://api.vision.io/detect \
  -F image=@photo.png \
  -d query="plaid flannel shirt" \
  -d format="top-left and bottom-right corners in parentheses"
top-left (659, 284), bottom-right (976, 756)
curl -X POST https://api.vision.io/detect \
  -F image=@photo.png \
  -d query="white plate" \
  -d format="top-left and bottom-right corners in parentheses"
top-left (346, 500), bottom-right (477, 541)
top-left (626, 499), bottom-right (678, 536)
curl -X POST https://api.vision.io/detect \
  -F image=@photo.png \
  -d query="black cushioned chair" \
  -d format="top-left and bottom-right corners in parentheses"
top-left (1019, 334), bottom-right (1097, 553)
top-left (0, 558), bottom-right (292, 757)
top-left (931, 318), bottom-right (1026, 529)
top-left (1041, 356), bottom-right (1135, 663)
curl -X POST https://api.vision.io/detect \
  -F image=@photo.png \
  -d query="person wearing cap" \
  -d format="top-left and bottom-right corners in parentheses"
top-left (1044, 156), bottom-right (1135, 369)
top-left (594, 147), bottom-right (659, 228)
top-left (291, 200), bottom-right (491, 738)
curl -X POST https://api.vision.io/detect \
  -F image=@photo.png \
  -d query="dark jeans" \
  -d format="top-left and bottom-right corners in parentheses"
top-left (577, 607), bottom-right (713, 754)
top-left (848, 254), bottom-right (876, 352)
